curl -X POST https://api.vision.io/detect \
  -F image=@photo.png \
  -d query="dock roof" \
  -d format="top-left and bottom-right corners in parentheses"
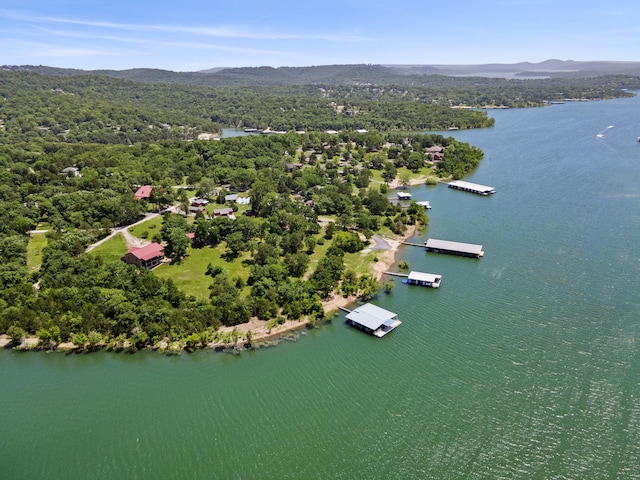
top-left (425, 238), bottom-right (484, 256)
top-left (448, 180), bottom-right (496, 194)
top-left (345, 303), bottom-right (398, 331)
top-left (408, 271), bottom-right (441, 283)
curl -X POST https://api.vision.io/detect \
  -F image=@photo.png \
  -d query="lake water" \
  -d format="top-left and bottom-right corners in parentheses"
top-left (3, 98), bottom-right (640, 479)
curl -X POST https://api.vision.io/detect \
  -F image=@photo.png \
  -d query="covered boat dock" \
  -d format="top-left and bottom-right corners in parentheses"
top-left (345, 303), bottom-right (401, 337)
top-left (405, 271), bottom-right (442, 288)
top-left (425, 238), bottom-right (484, 258)
top-left (448, 180), bottom-right (496, 195)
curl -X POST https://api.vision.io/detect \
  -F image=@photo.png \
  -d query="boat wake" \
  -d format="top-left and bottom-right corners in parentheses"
top-left (596, 125), bottom-right (614, 138)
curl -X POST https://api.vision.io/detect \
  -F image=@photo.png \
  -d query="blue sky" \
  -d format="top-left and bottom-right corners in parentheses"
top-left (1, 1), bottom-right (638, 71)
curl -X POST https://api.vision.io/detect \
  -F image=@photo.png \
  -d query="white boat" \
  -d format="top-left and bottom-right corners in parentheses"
top-left (416, 200), bottom-right (432, 209)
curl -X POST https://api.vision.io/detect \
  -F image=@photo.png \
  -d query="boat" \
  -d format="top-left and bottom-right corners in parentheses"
top-left (416, 200), bottom-right (431, 209)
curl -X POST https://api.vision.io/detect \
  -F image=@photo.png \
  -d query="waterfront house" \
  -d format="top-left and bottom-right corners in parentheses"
top-left (122, 243), bottom-right (164, 269)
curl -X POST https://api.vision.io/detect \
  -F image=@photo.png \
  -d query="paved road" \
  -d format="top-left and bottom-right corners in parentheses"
top-left (370, 235), bottom-right (391, 250)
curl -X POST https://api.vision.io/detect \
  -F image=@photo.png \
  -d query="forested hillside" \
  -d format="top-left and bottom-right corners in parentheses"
top-left (0, 66), bottom-right (634, 352)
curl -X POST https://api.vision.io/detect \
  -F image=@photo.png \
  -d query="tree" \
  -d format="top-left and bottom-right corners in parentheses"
top-left (164, 227), bottom-right (189, 262)
top-left (358, 274), bottom-right (380, 301)
top-left (7, 325), bottom-right (26, 346)
top-left (398, 170), bottom-right (412, 189)
top-left (224, 231), bottom-right (245, 258)
top-left (382, 162), bottom-right (397, 184)
top-left (197, 177), bottom-right (217, 198)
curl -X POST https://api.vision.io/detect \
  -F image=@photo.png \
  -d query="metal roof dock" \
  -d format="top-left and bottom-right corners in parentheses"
top-left (448, 180), bottom-right (496, 195)
top-left (345, 303), bottom-right (401, 337)
top-left (425, 238), bottom-right (484, 258)
top-left (406, 271), bottom-right (442, 288)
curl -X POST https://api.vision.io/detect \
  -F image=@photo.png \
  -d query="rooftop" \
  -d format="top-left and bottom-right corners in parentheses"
top-left (408, 271), bottom-right (441, 284)
top-left (346, 303), bottom-right (398, 331)
top-left (126, 242), bottom-right (164, 261)
top-left (425, 238), bottom-right (484, 256)
top-left (134, 185), bottom-right (153, 199)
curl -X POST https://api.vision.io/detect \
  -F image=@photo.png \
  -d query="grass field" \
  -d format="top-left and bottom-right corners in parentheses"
top-left (154, 244), bottom-right (252, 300)
top-left (88, 233), bottom-right (128, 263)
top-left (129, 216), bottom-right (164, 240)
top-left (27, 232), bottom-right (48, 271)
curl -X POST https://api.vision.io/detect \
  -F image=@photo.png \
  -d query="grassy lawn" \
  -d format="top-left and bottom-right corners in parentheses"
top-left (154, 244), bottom-right (252, 300)
top-left (129, 216), bottom-right (164, 239)
top-left (303, 234), bottom-right (332, 278)
top-left (343, 248), bottom-right (384, 276)
top-left (370, 169), bottom-right (386, 184)
top-left (88, 233), bottom-right (129, 263)
top-left (27, 232), bottom-right (48, 271)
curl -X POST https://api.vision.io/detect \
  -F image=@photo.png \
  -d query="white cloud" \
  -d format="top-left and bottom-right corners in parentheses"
top-left (0, 9), bottom-right (370, 43)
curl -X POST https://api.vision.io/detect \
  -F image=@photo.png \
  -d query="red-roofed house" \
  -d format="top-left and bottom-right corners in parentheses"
top-left (121, 242), bottom-right (164, 269)
top-left (134, 185), bottom-right (153, 200)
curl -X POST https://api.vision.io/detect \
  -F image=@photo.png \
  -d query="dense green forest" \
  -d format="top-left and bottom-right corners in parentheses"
top-left (0, 121), bottom-right (481, 351)
top-left (0, 66), bottom-right (633, 351)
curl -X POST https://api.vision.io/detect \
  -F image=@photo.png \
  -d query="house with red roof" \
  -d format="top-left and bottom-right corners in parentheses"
top-left (134, 185), bottom-right (153, 200)
top-left (121, 242), bottom-right (164, 269)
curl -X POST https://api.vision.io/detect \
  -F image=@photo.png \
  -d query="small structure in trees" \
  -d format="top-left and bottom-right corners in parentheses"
top-left (134, 185), bottom-right (153, 200)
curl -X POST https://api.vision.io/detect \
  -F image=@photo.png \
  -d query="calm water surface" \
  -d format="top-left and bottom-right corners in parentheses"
top-left (2, 98), bottom-right (640, 479)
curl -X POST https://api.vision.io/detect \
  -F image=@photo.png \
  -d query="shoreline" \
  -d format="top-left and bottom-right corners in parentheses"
top-left (0, 224), bottom-right (418, 353)
top-left (4, 182), bottom-right (423, 353)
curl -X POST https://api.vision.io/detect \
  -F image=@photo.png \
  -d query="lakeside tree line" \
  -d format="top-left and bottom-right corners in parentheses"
top-left (0, 125), bottom-right (478, 350)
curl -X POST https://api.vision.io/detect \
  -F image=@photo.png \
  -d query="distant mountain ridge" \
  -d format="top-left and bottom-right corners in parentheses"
top-left (388, 60), bottom-right (640, 78)
top-left (4, 60), bottom-right (640, 87)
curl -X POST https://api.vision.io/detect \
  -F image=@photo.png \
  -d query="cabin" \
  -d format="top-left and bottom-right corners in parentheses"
top-left (425, 238), bottom-right (484, 258)
top-left (224, 194), bottom-right (239, 203)
top-left (405, 271), bottom-right (442, 288)
top-left (122, 243), bottom-right (164, 269)
top-left (213, 207), bottom-right (234, 217)
top-left (191, 198), bottom-right (209, 207)
top-left (345, 303), bottom-right (401, 337)
top-left (189, 206), bottom-right (206, 215)
top-left (134, 185), bottom-right (153, 200)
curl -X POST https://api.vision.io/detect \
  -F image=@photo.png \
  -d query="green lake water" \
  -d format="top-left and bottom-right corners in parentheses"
top-left (2, 97), bottom-right (640, 479)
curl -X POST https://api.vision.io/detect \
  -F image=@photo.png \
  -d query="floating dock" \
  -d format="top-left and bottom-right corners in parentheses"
top-left (404, 271), bottom-right (442, 288)
top-left (425, 238), bottom-right (484, 258)
top-left (397, 192), bottom-right (412, 200)
top-left (345, 303), bottom-right (401, 337)
top-left (448, 180), bottom-right (496, 195)
top-left (416, 200), bottom-right (432, 209)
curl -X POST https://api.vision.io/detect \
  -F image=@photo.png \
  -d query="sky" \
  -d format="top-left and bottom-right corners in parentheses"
top-left (1, 0), bottom-right (639, 71)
